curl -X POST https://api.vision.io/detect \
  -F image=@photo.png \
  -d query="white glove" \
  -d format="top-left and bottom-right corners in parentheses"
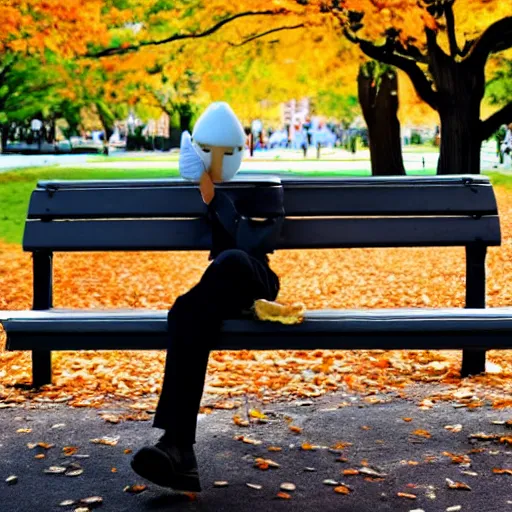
top-left (179, 131), bottom-right (206, 181)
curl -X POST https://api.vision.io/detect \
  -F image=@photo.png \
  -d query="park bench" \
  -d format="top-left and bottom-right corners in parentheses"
top-left (2, 174), bottom-right (512, 389)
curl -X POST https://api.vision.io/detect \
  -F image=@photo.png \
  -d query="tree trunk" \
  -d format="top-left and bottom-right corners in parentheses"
top-left (358, 62), bottom-right (405, 176)
top-left (177, 103), bottom-right (193, 133)
top-left (99, 118), bottom-right (114, 141)
top-left (0, 124), bottom-right (8, 154)
top-left (433, 61), bottom-right (485, 175)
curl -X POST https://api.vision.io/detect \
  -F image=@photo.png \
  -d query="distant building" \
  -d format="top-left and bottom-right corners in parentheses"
top-left (143, 113), bottom-right (170, 138)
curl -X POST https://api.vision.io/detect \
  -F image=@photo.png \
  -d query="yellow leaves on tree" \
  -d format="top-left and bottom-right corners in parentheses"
top-left (0, 1), bottom-right (108, 56)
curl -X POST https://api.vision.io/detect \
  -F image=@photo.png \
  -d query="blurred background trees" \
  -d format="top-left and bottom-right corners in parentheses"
top-left (0, 0), bottom-right (510, 175)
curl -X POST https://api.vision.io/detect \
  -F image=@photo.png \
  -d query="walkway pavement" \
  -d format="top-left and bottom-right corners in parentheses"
top-left (1, 388), bottom-right (511, 511)
top-left (0, 143), bottom-right (506, 174)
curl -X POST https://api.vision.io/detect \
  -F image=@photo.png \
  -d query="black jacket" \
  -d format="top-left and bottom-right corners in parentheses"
top-left (207, 190), bottom-right (284, 263)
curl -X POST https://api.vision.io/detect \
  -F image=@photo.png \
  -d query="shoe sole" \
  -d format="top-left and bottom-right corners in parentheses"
top-left (131, 448), bottom-right (201, 492)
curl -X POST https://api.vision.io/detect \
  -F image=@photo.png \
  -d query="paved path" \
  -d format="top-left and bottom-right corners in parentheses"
top-left (1, 389), bottom-right (511, 511)
top-left (0, 143), bottom-right (505, 173)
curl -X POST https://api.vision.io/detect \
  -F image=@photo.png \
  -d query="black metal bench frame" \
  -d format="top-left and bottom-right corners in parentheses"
top-left (1, 174), bottom-right (508, 388)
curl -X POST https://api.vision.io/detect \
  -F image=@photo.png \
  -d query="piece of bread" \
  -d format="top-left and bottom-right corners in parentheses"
top-left (253, 299), bottom-right (306, 325)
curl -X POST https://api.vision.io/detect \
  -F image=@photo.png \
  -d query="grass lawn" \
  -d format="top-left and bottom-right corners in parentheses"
top-left (86, 145), bottom-right (440, 164)
top-left (0, 166), bottom-right (510, 245)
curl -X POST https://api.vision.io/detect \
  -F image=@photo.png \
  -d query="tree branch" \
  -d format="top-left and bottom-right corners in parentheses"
top-left (343, 28), bottom-right (438, 111)
top-left (395, 44), bottom-right (429, 64)
top-left (459, 38), bottom-right (477, 58)
top-left (228, 23), bottom-right (305, 47)
top-left (444, 2), bottom-right (460, 57)
top-left (468, 16), bottom-right (512, 66)
top-left (480, 101), bottom-right (512, 141)
top-left (87, 10), bottom-right (286, 58)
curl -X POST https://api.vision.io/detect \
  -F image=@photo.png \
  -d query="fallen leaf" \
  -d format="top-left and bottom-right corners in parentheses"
top-left (246, 483), bottom-right (262, 490)
top-left (267, 446), bottom-right (282, 452)
top-left (254, 458), bottom-right (279, 470)
top-left (79, 496), bottom-right (103, 507)
top-left (63, 446), bottom-right (79, 456)
top-left (323, 479), bottom-right (339, 486)
top-left (442, 452), bottom-right (471, 465)
top-left (213, 401), bottom-right (239, 410)
top-left (254, 460), bottom-right (269, 471)
top-left (100, 414), bottom-right (121, 424)
top-left (213, 481), bottom-right (229, 487)
top-left (249, 409), bottom-right (267, 420)
top-left (90, 436), bottom-right (119, 446)
top-left (289, 425), bottom-right (302, 434)
top-left (468, 432), bottom-right (499, 441)
top-left (16, 428), bottom-right (32, 434)
top-left (37, 442), bottom-right (54, 450)
top-left (34, 454), bottom-right (46, 459)
top-left (444, 424), bottom-right (463, 433)
top-left (234, 435), bottom-right (262, 445)
top-left (44, 466), bottom-right (67, 474)
top-left (411, 429), bottom-right (431, 439)
top-left (280, 482), bottom-right (296, 491)
top-left (492, 468), bottom-right (512, 475)
top-left (232, 415), bottom-right (249, 427)
top-left (446, 478), bottom-right (471, 490)
top-left (358, 467), bottom-right (387, 478)
top-left (65, 469), bottom-right (84, 477)
top-left (124, 449), bottom-right (133, 454)
top-left (276, 492), bottom-right (291, 499)
top-left (59, 500), bottom-right (75, 506)
top-left (397, 492), bottom-right (417, 499)
top-left (331, 441), bottom-right (352, 450)
top-left (342, 469), bottom-right (359, 476)
top-left (124, 484), bottom-right (147, 494)
top-left (5, 476), bottom-right (18, 485)
top-left (334, 485), bottom-right (351, 494)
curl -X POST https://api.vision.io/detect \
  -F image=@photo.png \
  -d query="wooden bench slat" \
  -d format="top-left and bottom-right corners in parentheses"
top-left (23, 216), bottom-right (501, 251)
top-left (5, 308), bottom-right (512, 351)
top-left (28, 175), bottom-right (498, 218)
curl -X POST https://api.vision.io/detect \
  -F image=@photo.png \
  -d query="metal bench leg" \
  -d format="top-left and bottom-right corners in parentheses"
top-left (32, 251), bottom-right (53, 387)
top-left (462, 245), bottom-right (487, 377)
top-left (461, 349), bottom-right (486, 378)
top-left (32, 351), bottom-right (52, 387)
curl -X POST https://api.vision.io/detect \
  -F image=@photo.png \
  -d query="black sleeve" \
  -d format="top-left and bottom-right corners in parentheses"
top-left (208, 190), bottom-right (284, 256)
top-left (207, 191), bottom-right (241, 241)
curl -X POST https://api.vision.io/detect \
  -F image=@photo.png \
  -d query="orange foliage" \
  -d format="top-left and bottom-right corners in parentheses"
top-left (0, 1), bottom-right (108, 56)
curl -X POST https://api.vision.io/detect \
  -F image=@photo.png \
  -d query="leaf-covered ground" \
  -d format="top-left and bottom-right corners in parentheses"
top-left (1, 188), bottom-right (512, 413)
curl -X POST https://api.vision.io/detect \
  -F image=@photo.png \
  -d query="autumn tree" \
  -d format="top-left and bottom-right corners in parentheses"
top-left (324, 0), bottom-right (512, 174)
top-left (0, 1), bottom-right (110, 151)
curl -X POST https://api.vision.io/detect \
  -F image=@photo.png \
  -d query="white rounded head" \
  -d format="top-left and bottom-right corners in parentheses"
top-left (192, 102), bottom-right (246, 181)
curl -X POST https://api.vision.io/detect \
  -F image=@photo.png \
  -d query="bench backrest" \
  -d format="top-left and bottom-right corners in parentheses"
top-left (23, 175), bottom-right (501, 252)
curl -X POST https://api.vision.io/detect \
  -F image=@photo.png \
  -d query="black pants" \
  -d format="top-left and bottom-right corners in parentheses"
top-left (153, 249), bottom-right (280, 444)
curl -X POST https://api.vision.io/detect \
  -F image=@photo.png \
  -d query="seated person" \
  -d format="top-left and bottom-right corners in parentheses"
top-left (131, 103), bottom-right (284, 492)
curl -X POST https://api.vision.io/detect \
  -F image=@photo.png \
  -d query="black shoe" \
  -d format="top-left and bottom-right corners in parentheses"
top-left (130, 442), bottom-right (201, 492)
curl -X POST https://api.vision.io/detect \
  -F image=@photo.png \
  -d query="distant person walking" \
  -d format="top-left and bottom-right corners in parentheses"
top-left (501, 124), bottom-right (512, 168)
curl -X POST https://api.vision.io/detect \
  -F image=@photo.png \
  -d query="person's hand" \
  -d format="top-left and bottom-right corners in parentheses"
top-left (199, 171), bottom-right (215, 205)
